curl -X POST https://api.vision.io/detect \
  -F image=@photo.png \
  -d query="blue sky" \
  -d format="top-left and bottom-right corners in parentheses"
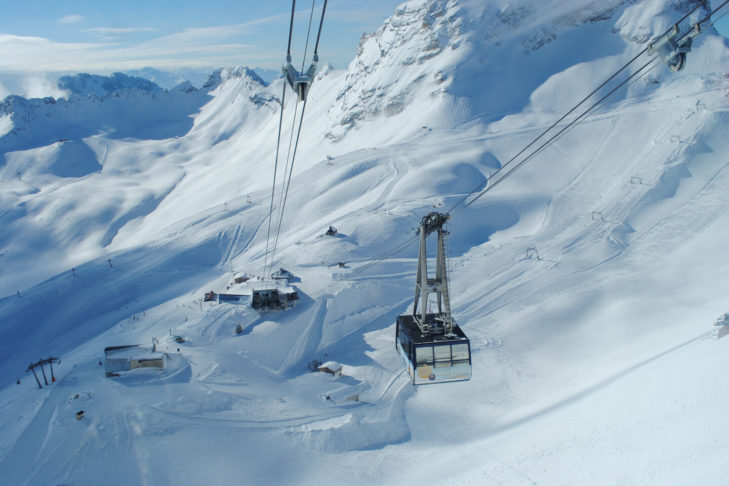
top-left (714, 9), bottom-right (729, 37)
top-left (0, 0), bottom-right (727, 92)
top-left (0, 0), bottom-right (404, 74)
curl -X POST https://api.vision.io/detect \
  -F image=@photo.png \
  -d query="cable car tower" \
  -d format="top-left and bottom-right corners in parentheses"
top-left (396, 212), bottom-right (471, 384)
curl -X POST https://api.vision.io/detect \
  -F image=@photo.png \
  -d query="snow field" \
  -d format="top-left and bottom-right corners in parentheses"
top-left (1, 0), bottom-right (729, 484)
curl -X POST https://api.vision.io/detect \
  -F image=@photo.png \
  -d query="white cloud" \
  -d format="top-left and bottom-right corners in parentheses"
top-left (146, 13), bottom-right (287, 48)
top-left (21, 75), bottom-right (70, 100)
top-left (0, 12), bottom-right (295, 74)
top-left (0, 32), bottom-right (242, 73)
top-left (0, 4), bottom-right (389, 75)
top-left (0, 34), bottom-right (105, 72)
top-left (84, 27), bottom-right (157, 41)
top-left (0, 80), bottom-right (8, 100)
top-left (60, 14), bottom-right (85, 24)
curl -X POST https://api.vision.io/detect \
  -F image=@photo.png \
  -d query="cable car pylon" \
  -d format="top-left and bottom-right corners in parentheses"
top-left (396, 212), bottom-right (471, 384)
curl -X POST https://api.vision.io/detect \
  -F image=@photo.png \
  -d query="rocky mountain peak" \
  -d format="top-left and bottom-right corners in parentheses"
top-left (202, 66), bottom-right (267, 91)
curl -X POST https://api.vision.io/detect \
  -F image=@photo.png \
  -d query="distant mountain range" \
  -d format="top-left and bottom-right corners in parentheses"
top-left (125, 66), bottom-right (280, 88)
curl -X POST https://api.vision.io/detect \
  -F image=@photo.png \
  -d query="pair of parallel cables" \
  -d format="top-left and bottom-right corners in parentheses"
top-left (262, 0), bottom-right (328, 279)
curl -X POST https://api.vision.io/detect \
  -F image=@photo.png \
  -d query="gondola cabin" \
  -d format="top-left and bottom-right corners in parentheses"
top-left (396, 314), bottom-right (471, 384)
top-left (395, 212), bottom-right (471, 384)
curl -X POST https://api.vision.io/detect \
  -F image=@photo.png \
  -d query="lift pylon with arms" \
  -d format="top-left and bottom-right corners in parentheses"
top-left (26, 356), bottom-right (60, 389)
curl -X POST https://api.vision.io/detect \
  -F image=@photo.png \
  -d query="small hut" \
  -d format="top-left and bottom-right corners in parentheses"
top-left (271, 267), bottom-right (294, 281)
top-left (317, 361), bottom-right (343, 376)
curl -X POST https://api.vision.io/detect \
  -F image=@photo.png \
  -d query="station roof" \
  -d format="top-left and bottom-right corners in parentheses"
top-left (104, 345), bottom-right (163, 360)
top-left (225, 277), bottom-right (297, 296)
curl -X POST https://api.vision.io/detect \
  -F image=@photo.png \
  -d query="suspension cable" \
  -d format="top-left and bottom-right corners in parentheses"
top-left (522, 58), bottom-right (662, 175)
top-left (681, 0), bottom-right (729, 41)
top-left (267, 99), bottom-right (300, 273)
top-left (352, 59), bottom-right (660, 276)
top-left (353, 234), bottom-right (419, 277)
top-left (446, 50), bottom-right (647, 213)
top-left (263, 0), bottom-right (328, 277)
top-left (446, 0), bottom-right (710, 214)
top-left (463, 58), bottom-right (658, 209)
top-left (464, 0), bottom-right (729, 210)
top-left (263, 83), bottom-right (289, 276)
top-left (287, 0), bottom-right (296, 57)
top-left (276, 98), bottom-right (301, 226)
top-left (314, 0), bottom-right (328, 55)
top-left (268, 100), bottom-right (309, 273)
top-left (708, 4), bottom-right (729, 26)
top-left (301, 0), bottom-right (317, 72)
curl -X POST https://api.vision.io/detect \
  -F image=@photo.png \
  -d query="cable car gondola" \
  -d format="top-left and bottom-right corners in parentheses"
top-left (395, 212), bottom-right (471, 384)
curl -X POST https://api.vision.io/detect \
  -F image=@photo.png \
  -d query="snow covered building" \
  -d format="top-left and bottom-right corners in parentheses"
top-left (103, 345), bottom-right (166, 376)
top-left (218, 276), bottom-right (299, 310)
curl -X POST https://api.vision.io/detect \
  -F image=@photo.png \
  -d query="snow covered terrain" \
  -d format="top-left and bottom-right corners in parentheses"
top-left (1, 0), bottom-right (728, 484)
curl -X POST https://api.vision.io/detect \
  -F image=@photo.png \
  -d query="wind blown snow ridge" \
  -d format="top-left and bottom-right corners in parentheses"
top-left (1, 0), bottom-right (728, 484)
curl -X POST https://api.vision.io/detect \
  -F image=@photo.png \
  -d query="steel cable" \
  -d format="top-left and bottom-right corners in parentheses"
top-left (463, 58), bottom-right (659, 209)
top-left (447, 0), bottom-right (711, 214)
top-left (263, 0), bottom-right (330, 277)
top-left (269, 100), bottom-right (309, 274)
top-left (263, 83), bottom-right (289, 276)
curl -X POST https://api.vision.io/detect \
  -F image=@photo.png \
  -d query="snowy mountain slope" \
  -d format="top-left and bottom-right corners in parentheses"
top-left (1, 0), bottom-right (729, 484)
top-left (0, 73), bottom-right (212, 153)
top-left (0, 69), bottom-right (273, 296)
